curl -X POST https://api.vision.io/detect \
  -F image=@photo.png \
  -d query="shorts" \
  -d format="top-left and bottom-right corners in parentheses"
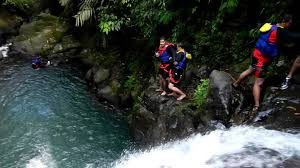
top-left (251, 48), bottom-right (271, 78)
top-left (159, 63), bottom-right (171, 79)
top-left (169, 68), bottom-right (184, 86)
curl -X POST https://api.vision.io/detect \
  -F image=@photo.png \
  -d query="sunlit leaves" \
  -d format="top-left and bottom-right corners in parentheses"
top-left (58, 0), bottom-right (70, 6)
top-left (98, 12), bottom-right (130, 34)
top-left (75, 8), bottom-right (94, 27)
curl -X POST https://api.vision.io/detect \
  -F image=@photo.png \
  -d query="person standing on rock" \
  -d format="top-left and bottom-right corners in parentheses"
top-left (155, 37), bottom-right (176, 96)
top-left (232, 14), bottom-right (294, 117)
top-left (167, 42), bottom-right (187, 101)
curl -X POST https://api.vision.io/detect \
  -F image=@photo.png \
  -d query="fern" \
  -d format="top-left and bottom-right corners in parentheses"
top-left (75, 0), bottom-right (97, 27)
top-left (75, 8), bottom-right (94, 27)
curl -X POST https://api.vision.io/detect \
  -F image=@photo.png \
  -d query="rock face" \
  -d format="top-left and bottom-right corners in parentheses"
top-left (0, 8), bottom-right (23, 44)
top-left (205, 70), bottom-right (234, 122)
top-left (12, 13), bottom-right (68, 55)
top-left (130, 85), bottom-right (199, 145)
top-left (254, 74), bottom-right (300, 128)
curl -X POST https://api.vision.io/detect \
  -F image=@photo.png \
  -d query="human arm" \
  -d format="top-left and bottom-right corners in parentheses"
top-left (173, 52), bottom-right (184, 65)
top-left (166, 45), bottom-right (176, 62)
top-left (278, 28), bottom-right (300, 45)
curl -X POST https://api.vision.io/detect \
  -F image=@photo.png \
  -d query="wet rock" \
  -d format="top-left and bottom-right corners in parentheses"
top-left (194, 65), bottom-right (211, 79)
top-left (98, 86), bottom-right (120, 106)
top-left (94, 68), bottom-right (110, 84)
top-left (12, 13), bottom-right (68, 55)
top-left (205, 70), bottom-right (234, 122)
top-left (255, 76), bottom-right (300, 129)
top-left (52, 35), bottom-right (81, 55)
top-left (130, 85), bottom-right (197, 145)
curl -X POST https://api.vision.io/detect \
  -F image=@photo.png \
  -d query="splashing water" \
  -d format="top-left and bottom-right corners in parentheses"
top-left (113, 126), bottom-right (300, 168)
top-left (26, 145), bottom-right (56, 168)
top-left (0, 43), bottom-right (12, 58)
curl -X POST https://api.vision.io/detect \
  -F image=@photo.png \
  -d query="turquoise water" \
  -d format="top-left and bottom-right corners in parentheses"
top-left (0, 62), bottom-right (132, 168)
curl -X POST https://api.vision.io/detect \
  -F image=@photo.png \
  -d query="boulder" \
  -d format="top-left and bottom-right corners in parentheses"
top-left (254, 73), bottom-right (300, 128)
top-left (52, 35), bottom-right (81, 55)
top-left (94, 68), bottom-right (110, 84)
top-left (12, 13), bottom-right (68, 55)
top-left (205, 70), bottom-right (235, 123)
top-left (130, 85), bottom-right (196, 144)
top-left (98, 85), bottom-right (120, 105)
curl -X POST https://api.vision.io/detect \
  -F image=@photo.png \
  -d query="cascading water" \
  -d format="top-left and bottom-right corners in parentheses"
top-left (113, 126), bottom-right (300, 168)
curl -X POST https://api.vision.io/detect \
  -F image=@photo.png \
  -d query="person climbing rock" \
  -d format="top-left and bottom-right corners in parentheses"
top-left (168, 43), bottom-right (187, 101)
top-left (155, 37), bottom-right (176, 96)
top-left (232, 14), bottom-right (294, 118)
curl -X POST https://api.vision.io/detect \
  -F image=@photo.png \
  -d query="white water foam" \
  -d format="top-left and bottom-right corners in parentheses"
top-left (26, 145), bottom-right (57, 168)
top-left (113, 126), bottom-right (300, 168)
top-left (0, 43), bottom-right (12, 58)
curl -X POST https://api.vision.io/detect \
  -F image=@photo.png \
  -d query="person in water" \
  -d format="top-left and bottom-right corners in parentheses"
top-left (232, 14), bottom-right (294, 117)
top-left (155, 37), bottom-right (176, 96)
top-left (32, 54), bottom-right (50, 70)
top-left (168, 42), bottom-right (187, 101)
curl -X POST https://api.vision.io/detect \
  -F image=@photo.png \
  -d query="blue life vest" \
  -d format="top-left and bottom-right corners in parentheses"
top-left (255, 25), bottom-right (279, 59)
top-left (32, 56), bottom-right (41, 65)
top-left (176, 51), bottom-right (187, 70)
top-left (158, 43), bottom-right (174, 64)
top-left (160, 50), bottom-right (171, 64)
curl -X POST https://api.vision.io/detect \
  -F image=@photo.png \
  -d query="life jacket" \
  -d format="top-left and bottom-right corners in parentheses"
top-left (158, 42), bottom-right (174, 64)
top-left (32, 56), bottom-right (41, 66)
top-left (255, 23), bottom-right (279, 59)
top-left (175, 50), bottom-right (187, 70)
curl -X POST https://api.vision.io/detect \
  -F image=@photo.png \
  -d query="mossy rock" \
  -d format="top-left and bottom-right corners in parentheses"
top-left (0, 8), bottom-right (23, 31)
top-left (13, 13), bottom-right (68, 55)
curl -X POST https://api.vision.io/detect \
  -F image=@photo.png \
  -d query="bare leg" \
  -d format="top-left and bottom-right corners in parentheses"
top-left (287, 55), bottom-right (300, 78)
top-left (161, 78), bottom-right (168, 95)
top-left (253, 77), bottom-right (265, 107)
top-left (167, 92), bottom-right (178, 97)
top-left (233, 67), bottom-right (255, 86)
top-left (168, 83), bottom-right (186, 101)
top-left (156, 74), bottom-right (164, 92)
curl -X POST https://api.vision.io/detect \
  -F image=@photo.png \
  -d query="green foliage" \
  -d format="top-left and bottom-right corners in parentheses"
top-left (124, 74), bottom-right (139, 91)
top-left (74, 0), bottom-right (97, 27)
top-left (3, 0), bottom-right (34, 11)
top-left (130, 0), bottom-right (176, 37)
top-left (98, 14), bottom-right (128, 34)
top-left (192, 29), bottom-right (250, 68)
top-left (193, 79), bottom-right (209, 109)
top-left (211, 0), bottom-right (240, 32)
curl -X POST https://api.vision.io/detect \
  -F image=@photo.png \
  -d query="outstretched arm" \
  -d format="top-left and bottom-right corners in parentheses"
top-left (278, 28), bottom-right (300, 44)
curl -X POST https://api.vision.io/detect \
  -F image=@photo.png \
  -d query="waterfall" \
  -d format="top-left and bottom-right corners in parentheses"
top-left (113, 126), bottom-right (300, 168)
top-left (0, 42), bottom-right (12, 58)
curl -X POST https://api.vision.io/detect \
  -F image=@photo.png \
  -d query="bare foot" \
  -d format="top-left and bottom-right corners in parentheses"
top-left (161, 91), bottom-right (167, 96)
top-left (155, 88), bottom-right (163, 92)
top-left (232, 82), bottom-right (238, 88)
top-left (177, 94), bottom-right (186, 101)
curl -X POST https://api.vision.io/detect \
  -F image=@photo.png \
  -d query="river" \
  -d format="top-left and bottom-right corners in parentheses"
top-left (0, 56), bottom-right (132, 168)
top-left (1, 48), bottom-right (300, 168)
